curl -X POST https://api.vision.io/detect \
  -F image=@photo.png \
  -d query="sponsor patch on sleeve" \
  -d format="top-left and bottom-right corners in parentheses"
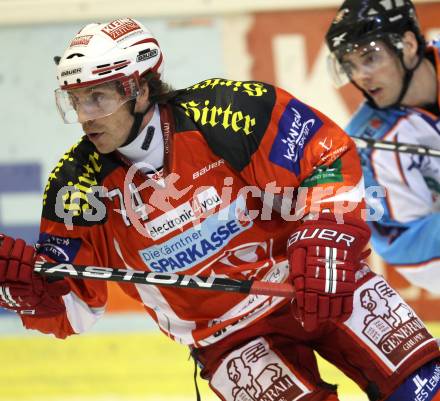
top-left (37, 233), bottom-right (82, 262)
top-left (386, 360), bottom-right (440, 401)
top-left (269, 98), bottom-right (323, 175)
top-left (301, 158), bottom-right (343, 187)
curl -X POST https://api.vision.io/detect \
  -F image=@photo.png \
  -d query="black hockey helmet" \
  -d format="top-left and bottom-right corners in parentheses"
top-left (325, 0), bottom-right (425, 98)
top-left (326, 0), bottom-right (424, 60)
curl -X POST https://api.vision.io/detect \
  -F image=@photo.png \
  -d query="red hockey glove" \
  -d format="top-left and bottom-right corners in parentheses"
top-left (0, 234), bottom-right (70, 317)
top-left (287, 215), bottom-right (370, 332)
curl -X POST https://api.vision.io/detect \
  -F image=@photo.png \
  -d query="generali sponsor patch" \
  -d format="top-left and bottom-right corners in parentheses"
top-left (345, 275), bottom-right (435, 371)
top-left (210, 337), bottom-right (310, 401)
top-left (101, 18), bottom-right (142, 41)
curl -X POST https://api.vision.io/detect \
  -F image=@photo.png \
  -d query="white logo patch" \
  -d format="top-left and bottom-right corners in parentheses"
top-left (344, 276), bottom-right (435, 371)
top-left (210, 338), bottom-right (310, 401)
top-left (332, 32), bottom-right (348, 48)
top-left (146, 187), bottom-right (222, 240)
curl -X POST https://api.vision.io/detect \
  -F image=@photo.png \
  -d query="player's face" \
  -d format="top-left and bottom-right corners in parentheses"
top-left (79, 99), bottom-right (134, 154)
top-left (341, 40), bottom-right (405, 108)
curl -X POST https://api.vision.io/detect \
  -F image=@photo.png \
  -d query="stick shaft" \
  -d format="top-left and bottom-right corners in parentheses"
top-left (34, 261), bottom-right (295, 298)
top-left (352, 136), bottom-right (440, 158)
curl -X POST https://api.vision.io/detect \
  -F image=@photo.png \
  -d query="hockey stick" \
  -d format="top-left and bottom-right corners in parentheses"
top-left (352, 136), bottom-right (440, 158)
top-left (34, 260), bottom-right (295, 298)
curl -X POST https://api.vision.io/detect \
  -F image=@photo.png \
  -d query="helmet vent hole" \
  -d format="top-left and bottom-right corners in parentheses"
top-left (114, 60), bottom-right (129, 71)
top-left (97, 64), bottom-right (110, 68)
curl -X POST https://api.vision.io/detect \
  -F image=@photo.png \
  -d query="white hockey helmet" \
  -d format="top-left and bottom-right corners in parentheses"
top-left (55, 18), bottom-right (164, 123)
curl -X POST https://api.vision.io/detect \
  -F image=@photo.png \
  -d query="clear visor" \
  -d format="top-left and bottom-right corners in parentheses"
top-left (327, 37), bottom-right (403, 88)
top-left (55, 77), bottom-right (139, 124)
top-left (327, 52), bottom-right (351, 88)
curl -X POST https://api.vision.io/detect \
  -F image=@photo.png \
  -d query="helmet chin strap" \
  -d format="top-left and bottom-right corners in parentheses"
top-left (121, 99), bottom-right (155, 147)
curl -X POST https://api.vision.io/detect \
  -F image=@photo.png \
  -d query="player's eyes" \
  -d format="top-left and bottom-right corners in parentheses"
top-left (91, 92), bottom-right (106, 104)
top-left (361, 52), bottom-right (379, 66)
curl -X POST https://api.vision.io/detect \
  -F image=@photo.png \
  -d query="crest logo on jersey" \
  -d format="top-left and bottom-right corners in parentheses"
top-left (269, 98), bottom-right (323, 175)
top-left (200, 240), bottom-right (276, 281)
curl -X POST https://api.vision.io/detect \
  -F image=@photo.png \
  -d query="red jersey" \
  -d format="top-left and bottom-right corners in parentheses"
top-left (22, 78), bottom-right (364, 345)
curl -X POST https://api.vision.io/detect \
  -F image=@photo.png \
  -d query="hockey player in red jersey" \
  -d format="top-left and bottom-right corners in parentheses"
top-left (0, 18), bottom-right (439, 401)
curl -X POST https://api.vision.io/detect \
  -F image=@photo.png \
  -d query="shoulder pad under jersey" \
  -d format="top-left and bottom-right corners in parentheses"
top-left (42, 137), bottom-right (120, 226)
top-left (427, 40), bottom-right (440, 52)
top-left (346, 101), bottom-right (406, 141)
top-left (171, 78), bottom-right (276, 171)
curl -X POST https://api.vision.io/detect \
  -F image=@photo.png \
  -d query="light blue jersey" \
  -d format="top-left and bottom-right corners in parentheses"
top-left (345, 45), bottom-right (440, 293)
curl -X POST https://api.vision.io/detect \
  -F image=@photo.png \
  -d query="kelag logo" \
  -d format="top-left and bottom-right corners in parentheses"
top-left (139, 196), bottom-right (252, 273)
top-left (269, 98), bottom-right (323, 175)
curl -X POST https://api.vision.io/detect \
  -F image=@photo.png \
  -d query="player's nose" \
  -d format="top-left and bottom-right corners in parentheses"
top-left (351, 66), bottom-right (373, 86)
